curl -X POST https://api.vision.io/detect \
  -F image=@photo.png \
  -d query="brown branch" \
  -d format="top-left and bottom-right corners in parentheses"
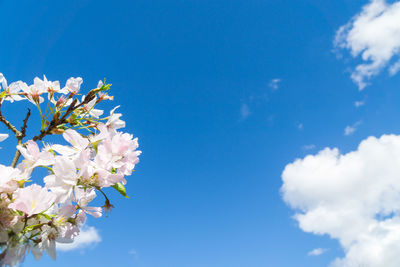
top-left (0, 113), bottom-right (22, 138)
top-left (32, 98), bottom-right (78, 142)
top-left (10, 109), bottom-right (31, 167)
top-left (0, 100), bottom-right (22, 138)
top-left (31, 90), bottom-right (96, 142)
top-left (8, 89), bottom-right (97, 167)
top-left (21, 108), bottom-right (31, 137)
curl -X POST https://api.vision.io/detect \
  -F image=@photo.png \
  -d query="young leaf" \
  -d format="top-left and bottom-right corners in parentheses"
top-left (112, 183), bottom-right (129, 198)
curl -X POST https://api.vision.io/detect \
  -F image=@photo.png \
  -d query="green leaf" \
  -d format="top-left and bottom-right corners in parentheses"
top-left (39, 213), bottom-right (54, 220)
top-left (112, 183), bottom-right (129, 198)
top-left (93, 83), bottom-right (112, 93)
top-left (91, 140), bottom-right (100, 153)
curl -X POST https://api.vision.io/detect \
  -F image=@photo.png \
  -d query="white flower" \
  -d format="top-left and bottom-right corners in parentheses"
top-left (0, 133), bottom-right (8, 142)
top-left (64, 77), bottom-right (83, 94)
top-left (51, 129), bottom-right (90, 158)
top-left (8, 184), bottom-right (56, 216)
top-left (0, 165), bottom-right (23, 193)
top-left (78, 95), bottom-right (104, 118)
top-left (17, 140), bottom-right (55, 175)
top-left (44, 157), bottom-right (79, 203)
top-left (22, 77), bottom-right (48, 104)
top-left (74, 188), bottom-right (102, 218)
top-left (0, 73), bottom-right (7, 89)
top-left (31, 225), bottom-right (57, 260)
top-left (0, 73), bottom-right (26, 102)
top-left (105, 106), bottom-right (125, 130)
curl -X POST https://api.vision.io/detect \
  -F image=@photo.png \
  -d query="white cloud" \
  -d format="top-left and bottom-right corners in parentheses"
top-left (344, 121), bottom-right (361, 136)
top-left (281, 134), bottom-right (400, 266)
top-left (57, 226), bottom-right (101, 252)
top-left (354, 100), bottom-right (365, 107)
top-left (240, 103), bottom-right (251, 120)
top-left (308, 248), bottom-right (328, 256)
top-left (335, 0), bottom-right (400, 89)
top-left (269, 78), bottom-right (281, 90)
top-left (298, 123), bottom-right (304, 130)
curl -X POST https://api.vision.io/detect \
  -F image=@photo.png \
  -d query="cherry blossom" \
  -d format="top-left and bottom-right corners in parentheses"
top-left (8, 184), bottom-right (56, 216)
top-left (0, 73), bottom-right (141, 266)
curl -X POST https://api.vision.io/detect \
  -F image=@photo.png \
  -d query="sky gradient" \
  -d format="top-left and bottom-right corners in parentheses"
top-left (2, 0), bottom-right (400, 266)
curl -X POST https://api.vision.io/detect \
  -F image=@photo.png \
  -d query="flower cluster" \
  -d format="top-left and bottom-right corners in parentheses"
top-left (0, 74), bottom-right (141, 266)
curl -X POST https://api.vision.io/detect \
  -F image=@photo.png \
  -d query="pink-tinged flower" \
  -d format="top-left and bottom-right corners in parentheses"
top-left (51, 129), bottom-right (89, 157)
top-left (0, 195), bottom-right (20, 228)
top-left (98, 169), bottom-right (126, 187)
top-left (74, 188), bottom-right (102, 218)
top-left (89, 123), bottom-right (113, 143)
top-left (31, 225), bottom-right (57, 260)
top-left (44, 156), bottom-right (79, 203)
top-left (0, 134), bottom-right (8, 142)
top-left (7, 81), bottom-right (27, 102)
top-left (79, 95), bottom-right (104, 118)
top-left (0, 73), bottom-right (7, 89)
top-left (52, 94), bottom-right (73, 108)
top-left (105, 106), bottom-right (125, 130)
top-left (63, 129), bottom-right (90, 151)
top-left (64, 77), bottom-right (83, 94)
top-left (0, 76), bottom-right (27, 102)
top-left (8, 184), bottom-right (56, 216)
top-left (53, 205), bottom-right (80, 243)
top-left (56, 222), bottom-right (80, 244)
top-left (0, 133), bottom-right (9, 149)
top-left (0, 165), bottom-right (23, 193)
top-left (0, 244), bottom-right (29, 266)
top-left (17, 140), bottom-right (55, 174)
top-left (95, 132), bottom-right (141, 176)
top-left (76, 210), bottom-right (86, 225)
top-left (21, 76), bottom-right (52, 104)
top-left (31, 205), bottom-right (79, 261)
top-left (54, 205), bottom-right (76, 226)
top-left (0, 73), bottom-right (25, 102)
top-left (98, 91), bottom-right (114, 101)
top-left (34, 75), bottom-right (64, 97)
top-left (97, 80), bottom-right (103, 88)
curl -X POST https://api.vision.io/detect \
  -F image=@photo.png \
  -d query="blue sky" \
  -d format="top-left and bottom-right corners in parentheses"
top-left (3, 0), bottom-right (400, 266)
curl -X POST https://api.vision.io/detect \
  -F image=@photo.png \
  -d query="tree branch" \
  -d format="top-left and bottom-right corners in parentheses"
top-left (0, 114), bottom-right (22, 138)
top-left (10, 109), bottom-right (31, 167)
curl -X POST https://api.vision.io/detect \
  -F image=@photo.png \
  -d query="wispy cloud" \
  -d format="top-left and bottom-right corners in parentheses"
top-left (344, 125), bottom-right (356, 136)
top-left (344, 121), bottom-right (361, 136)
top-left (240, 103), bottom-right (251, 120)
top-left (354, 100), bottom-right (365, 107)
top-left (308, 248), bottom-right (328, 256)
top-left (268, 78), bottom-right (282, 90)
top-left (297, 123), bottom-right (304, 130)
top-left (129, 249), bottom-right (138, 260)
top-left (302, 144), bottom-right (316, 150)
top-left (335, 0), bottom-right (400, 89)
top-left (57, 226), bottom-right (101, 252)
top-left (269, 78), bottom-right (281, 90)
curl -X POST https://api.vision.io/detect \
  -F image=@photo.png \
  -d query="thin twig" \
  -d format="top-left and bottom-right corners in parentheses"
top-left (31, 90), bottom-right (96, 142)
top-left (10, 109), bottom-right (31, 167)
top-left (0, 113), bottom-right (22, 138)
top-left (32, 98), bottom-right (78, 142)
top-left (21, 109), bottom-right (31, 137)
top-left (7, 89), bottom-right (97, 167)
